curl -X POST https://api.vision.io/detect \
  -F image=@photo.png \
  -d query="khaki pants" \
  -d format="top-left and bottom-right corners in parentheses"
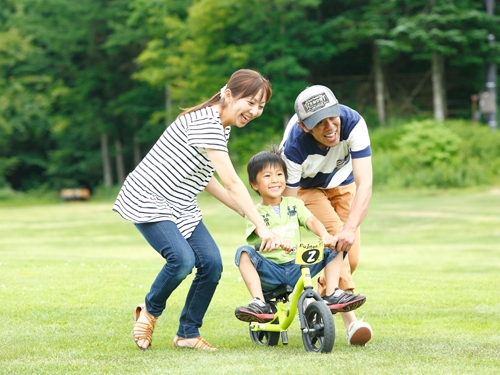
top-left (297, 183), bottom-right (360, 292)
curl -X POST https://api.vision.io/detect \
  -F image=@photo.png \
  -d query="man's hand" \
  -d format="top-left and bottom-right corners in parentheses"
top-left (332, 228), bottom-right (356, 252)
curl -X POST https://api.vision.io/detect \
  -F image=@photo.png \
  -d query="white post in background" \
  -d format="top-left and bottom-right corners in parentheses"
top-left (485, 0), bottom-right (498, 131)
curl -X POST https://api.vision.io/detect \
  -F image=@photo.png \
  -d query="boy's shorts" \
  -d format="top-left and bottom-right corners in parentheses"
top-left (234, 245), bottom-right (340, 292)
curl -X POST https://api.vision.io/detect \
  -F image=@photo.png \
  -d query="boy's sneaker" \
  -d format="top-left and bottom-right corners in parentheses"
top-left (322, 288), bottom-right (366, 313)
top-left (235, 298), bottom-right (274, 323)
top-left (347, 319), bottom-right (372, 346)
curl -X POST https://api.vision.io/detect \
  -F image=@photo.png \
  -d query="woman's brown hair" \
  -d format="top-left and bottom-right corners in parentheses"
top-left (178, 69), bottom-right (272, 118)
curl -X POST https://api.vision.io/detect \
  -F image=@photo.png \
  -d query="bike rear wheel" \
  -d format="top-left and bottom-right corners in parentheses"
top-left (248, 302), bottom-right (280, 346)
top-left (249, 326), bottom-right (280, 346)
top-left (302, 301), bottom-right (335, 353)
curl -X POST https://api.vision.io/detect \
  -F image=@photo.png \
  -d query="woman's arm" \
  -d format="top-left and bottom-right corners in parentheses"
top-left (206, 148), bottom-right (280, 251)
top-left (205, 176), bottom-right (244, 216)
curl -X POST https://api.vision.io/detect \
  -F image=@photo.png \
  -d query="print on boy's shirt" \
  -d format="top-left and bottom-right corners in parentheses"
top-left (259, 210), bottom-right (300, 240)
top-left (287, 205), bottom-right (297, 219)
top-left (273, 221), bottom-right (300, 240)
top-left (262, 213), bottom-right (270, 227)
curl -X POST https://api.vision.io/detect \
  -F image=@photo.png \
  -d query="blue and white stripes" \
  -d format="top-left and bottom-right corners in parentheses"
top-left (113, 107), bottom-right (230, 238)
top-left (281, 104), bottom-right (371, 189)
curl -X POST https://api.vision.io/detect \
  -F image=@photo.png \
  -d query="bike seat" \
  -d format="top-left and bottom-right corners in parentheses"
top-left (263, 284), bottom-right (294, 301)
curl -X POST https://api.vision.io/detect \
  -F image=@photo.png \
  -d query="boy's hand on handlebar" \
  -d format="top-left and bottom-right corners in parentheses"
top-left (279, 238), bottom-right (294, 254)
top-left (321, 234), bottom-right (339, 252)
top-left (254, 237), bottom-right (293, 253)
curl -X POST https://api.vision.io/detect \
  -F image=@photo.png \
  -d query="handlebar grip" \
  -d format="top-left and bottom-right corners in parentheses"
top-left (254, 244), bottom-right (296, 252)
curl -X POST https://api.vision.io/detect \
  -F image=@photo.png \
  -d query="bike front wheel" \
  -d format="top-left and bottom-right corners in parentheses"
top-left (302, 301), bottom-right (335, 353)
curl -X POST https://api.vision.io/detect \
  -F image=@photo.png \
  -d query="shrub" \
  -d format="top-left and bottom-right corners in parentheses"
top-left (372, 120), bottom-right (500, 189)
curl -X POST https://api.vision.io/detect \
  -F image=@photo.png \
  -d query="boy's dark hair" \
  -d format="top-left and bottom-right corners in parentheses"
top-left (247, 144), bottom-right (288, 195)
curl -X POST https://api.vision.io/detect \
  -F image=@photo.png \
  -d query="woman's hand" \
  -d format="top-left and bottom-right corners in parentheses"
top-left (254, 226), bottom-right (282, 252)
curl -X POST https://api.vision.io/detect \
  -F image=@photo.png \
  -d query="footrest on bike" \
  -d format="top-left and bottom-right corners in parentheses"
top-left (281, 331), bottom-right (289, 345)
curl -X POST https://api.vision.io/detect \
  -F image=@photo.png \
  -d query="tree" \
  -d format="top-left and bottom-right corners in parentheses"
top-left (134, 0), bottom-right (338, 130)
top-left (2, 0), bottom-right (499, 192)
top-left (384, 0), bottom-right (500, 121)
top-left (323, 0), bottom-right (402, 125)
top-left (0, 23), bottom-right (60, 189)
top-left (131, 0), bottom-right (343, 166)
top-left (3, 0), bottom-right (163, 190)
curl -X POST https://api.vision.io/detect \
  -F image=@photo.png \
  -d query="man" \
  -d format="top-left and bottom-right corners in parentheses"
top-left (280, 85), bottom-right (373, 346)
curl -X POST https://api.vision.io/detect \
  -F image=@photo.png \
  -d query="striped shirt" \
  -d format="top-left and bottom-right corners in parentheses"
top-left (280, 104), bottom-right (371, 189)
top-left (112, 107), bottom-right (230, 238)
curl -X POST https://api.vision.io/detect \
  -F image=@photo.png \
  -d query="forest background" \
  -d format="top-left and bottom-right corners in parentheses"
top-left (1, 0), bottom-right (500, 197)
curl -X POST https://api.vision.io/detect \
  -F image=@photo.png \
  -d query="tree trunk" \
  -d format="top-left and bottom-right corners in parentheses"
top-left (165, 84), bottom-right (172, 127)
top-left (133, 115), bottom-right (141, 166)
top-left (373, 42), bottom-right (386, 126)
top-left (101, 133), bottom-right (112, 187)
top-left (283, 114), bottom-right (291, 130)
top-left (133, 134), bottom-right (141, 166)
top-left (115, 139), bottom-right (125, 185)
top-left (486, 0), bottom-right (498, 130)
top-left (431, 52), bottom-right (446, 121)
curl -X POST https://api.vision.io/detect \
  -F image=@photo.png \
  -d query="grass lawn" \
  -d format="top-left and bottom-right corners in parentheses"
top-left (0, 188), bottom-right (499, 374)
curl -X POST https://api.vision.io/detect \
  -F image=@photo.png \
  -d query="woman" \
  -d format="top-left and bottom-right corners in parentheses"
top-left (113, 69), bottom-right (282, 351)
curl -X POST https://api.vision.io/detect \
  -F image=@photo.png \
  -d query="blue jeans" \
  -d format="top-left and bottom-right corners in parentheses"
top-left (234, 245), bottom-right (339, 292)
top-left (135, 220), bottom-right (222, 338)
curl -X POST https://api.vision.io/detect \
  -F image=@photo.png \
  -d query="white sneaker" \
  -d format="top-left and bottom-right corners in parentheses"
top-left (347, 319), bottom-right (372, 346)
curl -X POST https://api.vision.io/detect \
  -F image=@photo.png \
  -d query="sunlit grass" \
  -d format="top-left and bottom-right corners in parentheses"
top-left (1, 188), bottom-right (499, 374)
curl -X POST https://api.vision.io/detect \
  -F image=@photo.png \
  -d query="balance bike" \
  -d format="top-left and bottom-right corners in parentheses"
top-left (247, 241), bottom-right (335, 353)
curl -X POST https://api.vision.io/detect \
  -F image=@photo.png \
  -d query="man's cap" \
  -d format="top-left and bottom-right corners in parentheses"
top-left (294, 85), bottom-right (340, 130)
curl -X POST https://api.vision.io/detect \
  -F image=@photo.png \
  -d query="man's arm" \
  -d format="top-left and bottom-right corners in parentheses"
top-left (283, 187), bottom-right (298, 197)
top-left (335, 156), bottom-right (373, 252)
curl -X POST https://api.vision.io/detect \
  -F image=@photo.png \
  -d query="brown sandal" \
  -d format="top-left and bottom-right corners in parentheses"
top-left (133, 304), bottom-right (158, 350)
top-left (173, 336), bottom-right (217, 351)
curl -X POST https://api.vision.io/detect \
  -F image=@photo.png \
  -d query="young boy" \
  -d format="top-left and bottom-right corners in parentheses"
top-left (234, 147), bottom-right (366, 323)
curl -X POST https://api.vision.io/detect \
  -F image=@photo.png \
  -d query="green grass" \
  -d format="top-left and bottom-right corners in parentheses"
top-left (1, 188), bottom-right (499, 374)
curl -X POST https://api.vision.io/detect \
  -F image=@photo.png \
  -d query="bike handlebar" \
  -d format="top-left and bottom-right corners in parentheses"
top-left (254, 244), bottom-right (297, 252)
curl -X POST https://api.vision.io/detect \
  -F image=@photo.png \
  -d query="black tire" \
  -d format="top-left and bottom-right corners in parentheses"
top-left (248, 302), bottom-right (280, 346)
top-left (302, 301), bottom-right (335, 353)
top-left (249, 326), bottom-right (280, 346)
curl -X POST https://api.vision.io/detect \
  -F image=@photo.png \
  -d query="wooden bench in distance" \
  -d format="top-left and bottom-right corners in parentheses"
top-left (60, 188), bottom-right (90, 201)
